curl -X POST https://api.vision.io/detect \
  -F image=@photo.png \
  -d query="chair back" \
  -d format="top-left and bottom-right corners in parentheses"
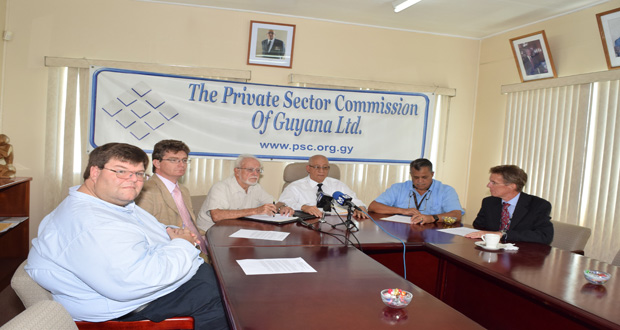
top-left (11, 260), bottom-right (53, 308)
top-left (550, 220), bottom-right (591, 255)
top-left (0, 300), bottom-right (77, 330)
top-left (612, 249), bottom-right (620, 267)
top-left (282, 163), bottom-right (340, 191)
top-left (190, 195), bottom-right (207, 215)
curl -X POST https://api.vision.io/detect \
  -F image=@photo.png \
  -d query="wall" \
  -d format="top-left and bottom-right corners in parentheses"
top-left (0, 0), bottom-right (480, 239)
top-left (468, 0), bottom-right (620, 219)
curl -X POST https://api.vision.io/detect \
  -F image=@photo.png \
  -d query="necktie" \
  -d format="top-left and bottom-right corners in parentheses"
top-left (317, 183), bottom-right (323, 193)
top-left (268, 40), bottom-right (273, 51)
top-left (172, 186), bottom-right (207, 254)
top-left (500, 202), bottom-right (510, 231)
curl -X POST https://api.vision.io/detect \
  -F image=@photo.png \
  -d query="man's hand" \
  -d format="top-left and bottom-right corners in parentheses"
top-left (464, 230), bottom-right (502, 239)
top-left (279, 206), bottom-right (294, 217)
top-left (353, 207), bottom-right (369, 219)
top-left (301, 205), bottom-right (323, 218)
top-left (255, 203), bottom-right (277, 216)
top-left (166, 227), bottom-right (198, 246)
top-left (399, 208), bottom-right (422, 216)
top-left (410, 214), bottom-right (433, 225)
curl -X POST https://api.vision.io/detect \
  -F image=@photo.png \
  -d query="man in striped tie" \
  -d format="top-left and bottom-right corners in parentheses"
top-left (465, 165), bottom-right (553, 244)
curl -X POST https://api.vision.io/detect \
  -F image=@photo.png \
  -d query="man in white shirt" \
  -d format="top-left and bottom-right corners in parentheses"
top-left (197, 154), bottom-right (293, 231)
top-left (279, 154), bottom-right (368, 218)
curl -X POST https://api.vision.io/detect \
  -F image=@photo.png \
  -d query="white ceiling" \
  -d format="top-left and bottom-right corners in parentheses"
top-left (141, 0), bottom-right (609, 39)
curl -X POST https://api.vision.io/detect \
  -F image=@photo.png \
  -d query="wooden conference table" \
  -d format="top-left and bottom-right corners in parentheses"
top-left (206, 213), bottom-right (620, 330)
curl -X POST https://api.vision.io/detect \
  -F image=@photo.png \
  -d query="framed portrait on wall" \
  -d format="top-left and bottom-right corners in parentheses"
top-left (247, 21), bottom-right (296, 68)
top-left (509, 30), bottom-right (557, 82)
top-left (596, 7), bottom-right (620, 70)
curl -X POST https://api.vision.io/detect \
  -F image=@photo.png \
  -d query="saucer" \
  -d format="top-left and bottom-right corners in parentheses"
top-left (475, 241), bottom-right (501, 251)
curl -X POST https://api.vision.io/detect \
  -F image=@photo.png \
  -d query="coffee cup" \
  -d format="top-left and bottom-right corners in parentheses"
top-left (481, 234), bottom-right (501, 248)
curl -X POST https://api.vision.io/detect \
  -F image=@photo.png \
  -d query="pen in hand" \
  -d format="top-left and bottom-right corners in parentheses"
top-left (272, 201), bottom-right (276, 217)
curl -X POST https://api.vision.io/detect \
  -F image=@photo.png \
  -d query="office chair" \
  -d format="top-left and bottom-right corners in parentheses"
top-left (0, 300), bottom-right (77, 330)
top-left (612, 249), bottom-right (620, 267)
top-left (550, 220), bottom-right (591, 255)
top-left (11, 260), bottom-right (194, 330)
top-left (282, 162), bottom-right (340, 191)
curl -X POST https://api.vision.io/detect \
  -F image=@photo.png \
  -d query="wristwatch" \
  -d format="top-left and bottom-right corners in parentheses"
top-left (432, 215), bottom-right (439, 223)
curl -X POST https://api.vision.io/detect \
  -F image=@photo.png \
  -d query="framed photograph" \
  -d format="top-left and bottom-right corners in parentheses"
top-left (509, 30), bottom-right (556, 82)
top-left (596, 7), bottom-right (620, 70)
top-left (247, 21), bottom-right (296, 68)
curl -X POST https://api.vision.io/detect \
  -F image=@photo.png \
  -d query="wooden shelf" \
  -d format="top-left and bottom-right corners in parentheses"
top-left (0, 177), bottom-right (31, 290)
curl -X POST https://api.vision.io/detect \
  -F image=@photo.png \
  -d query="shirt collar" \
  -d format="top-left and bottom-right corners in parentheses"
top-left (156, 173), bottom-right (178, 194)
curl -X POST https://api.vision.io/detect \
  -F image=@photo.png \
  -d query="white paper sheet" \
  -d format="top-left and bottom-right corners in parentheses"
top-left (236, 257), bottom-right (317, 275)
top-left (380, 214), bottom-right (412, 224)
top-left (436, 227), bottom-right (479, 236)
top-left (229, 229), bottom-right (290, 241)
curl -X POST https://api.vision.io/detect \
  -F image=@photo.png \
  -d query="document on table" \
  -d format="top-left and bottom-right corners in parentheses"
top-left (237, 257), bottom-right (317, 275)
top-left (229, 229), bottom-right (290, 241)
top-left (437, 227), bottom-right (479, 236)
top-left (243, 214), bottom-right (298, 224)
top-left (380, 214), bottom-right (412, 224)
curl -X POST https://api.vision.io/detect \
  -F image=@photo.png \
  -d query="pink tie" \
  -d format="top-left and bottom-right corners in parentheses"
top-left (172, 186), bottom-right (207, 254)
top-left (500, 202), bottom-right (510, 231)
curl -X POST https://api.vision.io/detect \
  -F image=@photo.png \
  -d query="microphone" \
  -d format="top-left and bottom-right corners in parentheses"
top-left (316, 191), bottom-right (333, 212)
top-left (332, 191), bottom-right (362, 211)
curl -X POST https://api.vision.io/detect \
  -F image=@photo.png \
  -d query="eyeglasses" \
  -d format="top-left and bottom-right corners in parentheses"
top-left (237, 167), bottom-right (264, 174)
top-left (161, 158), bottom-right (191, 164)
top-left (488, 180), bottom-right (508, 186)
top-left (103, 168), bottom-right (150, 181)
top-left (309, 165), bottom-right (330, 171)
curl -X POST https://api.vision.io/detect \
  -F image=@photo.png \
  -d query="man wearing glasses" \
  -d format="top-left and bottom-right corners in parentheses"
top-left (279, 154), bottom-right (368, 219)
top-left (368, 158), bottom-right (463, 224)
top-left (135, 140), bottom-right (207, 255)
top-left (464, 165), bottom-right (553, 244)
top-left (196, 154), bottom-right (293, 231)
top-left (26, 143), bottom-right (228, 329)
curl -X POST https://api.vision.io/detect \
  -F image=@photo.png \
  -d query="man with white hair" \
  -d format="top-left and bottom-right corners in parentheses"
top-left (196, 154), bottom-right (293, 231)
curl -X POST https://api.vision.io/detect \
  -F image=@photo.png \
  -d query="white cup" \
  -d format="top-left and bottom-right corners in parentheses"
top-left (481, 234), bottom-right (501, 248)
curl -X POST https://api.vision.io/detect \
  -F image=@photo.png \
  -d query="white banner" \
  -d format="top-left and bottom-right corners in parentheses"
top-left (89, 67), bottom-right (434, 164)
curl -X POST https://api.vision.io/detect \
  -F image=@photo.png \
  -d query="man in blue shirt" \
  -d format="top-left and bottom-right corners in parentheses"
top-left (26, 143), bottom-right (228, 329)
top-left (368, 158), bottom-right (464, 224)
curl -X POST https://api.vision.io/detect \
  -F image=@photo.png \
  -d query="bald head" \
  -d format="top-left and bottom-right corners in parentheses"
top-left (306, 155), bottom-right (330, 183)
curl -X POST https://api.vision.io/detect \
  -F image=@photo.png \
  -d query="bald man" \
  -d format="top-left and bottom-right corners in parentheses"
top-left (279, 155), bottom-right (368, 218)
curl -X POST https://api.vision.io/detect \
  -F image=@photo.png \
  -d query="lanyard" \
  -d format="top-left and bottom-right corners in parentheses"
top-left (412, 190), bottom-right (429, 210)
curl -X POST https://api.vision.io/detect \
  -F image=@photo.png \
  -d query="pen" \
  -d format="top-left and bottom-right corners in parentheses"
top-left (273, 201), bottom-right (276, 217)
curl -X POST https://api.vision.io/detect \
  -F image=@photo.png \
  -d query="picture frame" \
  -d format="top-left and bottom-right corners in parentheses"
top-left (509, 30), bottom-right (556, 82)
top-left (596, 7), bottom-right (620, 70)
top-left (247, 21), bottom-right (296, 69)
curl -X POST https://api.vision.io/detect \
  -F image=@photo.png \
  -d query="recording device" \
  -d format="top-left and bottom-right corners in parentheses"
top-left (316, 191), bottom-right (333, 212)
top-left (332, 191), bottom-right (362, 211)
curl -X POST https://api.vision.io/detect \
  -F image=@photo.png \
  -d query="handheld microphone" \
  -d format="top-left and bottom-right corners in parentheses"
top-left (316, 191), bottom-right (333, 212)
top-left (332, 191), bottom-right (362, 211)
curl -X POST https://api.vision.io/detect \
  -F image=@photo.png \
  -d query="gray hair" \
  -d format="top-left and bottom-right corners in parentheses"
top-left (234, 154), bottom-right (261, 168)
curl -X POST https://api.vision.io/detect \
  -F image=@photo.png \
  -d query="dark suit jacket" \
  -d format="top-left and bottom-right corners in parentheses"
top-left (261, 38), bottom-right (285, 58)
top-left (472, 193), bottom-right (553, 244)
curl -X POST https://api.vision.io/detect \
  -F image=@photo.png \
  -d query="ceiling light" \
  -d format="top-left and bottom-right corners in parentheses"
top-left (392, 0), bottom-right (422, 13)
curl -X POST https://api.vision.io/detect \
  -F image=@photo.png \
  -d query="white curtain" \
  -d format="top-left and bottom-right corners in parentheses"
top-left (503, 79), bottom-right (620, 263)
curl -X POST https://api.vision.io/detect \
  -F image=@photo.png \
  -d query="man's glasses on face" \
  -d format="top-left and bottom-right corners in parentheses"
top-left (103, 168), bottom-right (150, 181)
top-left (308, 165), bottom-right (330, 171)
top-left (237, 167), bottom-right (264, 174)
top-left (161, 158), bottom-right (191, 164)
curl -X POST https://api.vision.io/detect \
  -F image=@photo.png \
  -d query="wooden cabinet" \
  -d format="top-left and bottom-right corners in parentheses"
top-left (0, 177), bottom-right (31, 290)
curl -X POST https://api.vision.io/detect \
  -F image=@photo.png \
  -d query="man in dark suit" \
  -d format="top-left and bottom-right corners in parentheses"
top-left (465, 165), bottom-right (553, 244)
top-left (261, 29), bottom-right (285, 58)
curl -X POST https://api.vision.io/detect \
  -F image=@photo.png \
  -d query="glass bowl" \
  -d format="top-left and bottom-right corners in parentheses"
top-left (583, 269), bottom-right (611, 285)
top-left (381, 288), bottom-right (412, 309)
top-left (442, 216), bottom-right (457, 225)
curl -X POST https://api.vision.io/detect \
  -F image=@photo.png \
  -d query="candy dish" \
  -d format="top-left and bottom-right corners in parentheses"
top-left (381, 288), bottom-right (412, 309)
top-left (442, 216), bottom-right (457, 225)
top-left (583, 270), bottom-right (611, 285)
